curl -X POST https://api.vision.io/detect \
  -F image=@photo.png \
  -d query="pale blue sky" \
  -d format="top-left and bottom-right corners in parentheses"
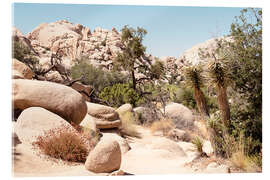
top-left (12, 3), bottom-right (244, 57)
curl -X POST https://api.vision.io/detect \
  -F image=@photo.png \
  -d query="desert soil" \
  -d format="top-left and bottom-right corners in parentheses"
top-left (12, 125), bottom-right (226, 177)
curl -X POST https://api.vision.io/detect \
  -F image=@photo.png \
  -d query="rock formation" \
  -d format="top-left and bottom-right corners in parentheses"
top-left (12, 79), bottom-right (87, 124)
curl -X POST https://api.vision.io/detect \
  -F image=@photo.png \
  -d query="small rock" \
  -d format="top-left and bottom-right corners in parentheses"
top-left (202, 140), bottom-right (214, 156)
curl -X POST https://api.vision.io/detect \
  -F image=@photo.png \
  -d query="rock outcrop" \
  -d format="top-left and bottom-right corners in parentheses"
top-left (25, 20), bottom-right (123, 69)
top-left (86, 102), bottom-right (120, 129)
top-left (85, 138), bottom-right (121, 173)
top-left (12, 79), bottom-right (87, 124)
top-left (179, 37), bottom-right (232, 65)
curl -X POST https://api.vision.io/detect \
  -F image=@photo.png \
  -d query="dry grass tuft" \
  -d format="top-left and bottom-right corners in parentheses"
top-left (33, 124), bottom-right (96, 163)
top-left (150, 118), bottom-right (175, 136)
top-left (228, 133), bottom-right (261, 172)
top-left (119, 111), bottom-right (141, 138)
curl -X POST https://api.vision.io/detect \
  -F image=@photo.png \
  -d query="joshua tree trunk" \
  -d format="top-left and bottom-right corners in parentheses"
top-left (217, 84), bottom-right (230, 129)
top-left (131, 70), bottom-right (136, 91)
top-left (194, 88), bottom-right (209, 117)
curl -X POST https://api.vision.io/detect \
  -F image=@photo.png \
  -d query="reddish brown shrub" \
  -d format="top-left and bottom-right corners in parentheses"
top-left (33, 124), bottom-right (95, 163)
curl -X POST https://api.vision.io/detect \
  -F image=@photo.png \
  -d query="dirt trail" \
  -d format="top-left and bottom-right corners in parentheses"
top-left (120, 126), bottom-right (197, 175)
top-left (12, 125), bottom-right (205, 177)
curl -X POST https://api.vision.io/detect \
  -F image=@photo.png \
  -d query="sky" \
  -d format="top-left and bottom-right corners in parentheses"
top-left (12, 3), bottom-right (244, 58)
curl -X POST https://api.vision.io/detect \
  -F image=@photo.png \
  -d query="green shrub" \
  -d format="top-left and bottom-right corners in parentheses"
top-left (99, 83), bottom-right (143, 107)
top-left (12, 39), bottom-right (40, 71)
top-left (192, 136), bottom-right (203, 153)
top-left (71, 59), bottom-right (127, 93)
top-left (173, 87), bottom-right (197, 110)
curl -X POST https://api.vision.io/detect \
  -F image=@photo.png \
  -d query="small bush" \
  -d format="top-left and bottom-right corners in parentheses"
top-left (119, 111), bottom-right (141, 138)
top-left (99, 83), bottom-right (143, 107)
top-left (71, 59), bottom-right (127, 93)
top-left (192, 136), bottom-right (203, 153)
top-left (150, 118), bottom-right (175, 136)
top-left (33, 124), bottom-right (94, 162)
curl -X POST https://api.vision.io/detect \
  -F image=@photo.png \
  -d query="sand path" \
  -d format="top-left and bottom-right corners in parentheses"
top-left (13, 125), bottom-right (200, 177)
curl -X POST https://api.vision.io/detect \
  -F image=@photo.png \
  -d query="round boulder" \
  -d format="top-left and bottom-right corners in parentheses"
top-left (116, 104), bottom-right (133, 115)
top-left (80, 114), bottom-right (97, 133)
top-left (14, 107), bottom-right (76, 145)
top-left (85, 139), bottom-right (121, 173)
top-left (86, 102), bottom-right (121, 129)
top-left (12, 79), bottom-right (87, 124)
top-left (101, 133), bottom-right (131, 154)
top-left (12, 58), bottom-right (33, 79)
top-left (164, 103), bottom-right (194, 129)
top-left (149, 137), bottom-right (187, 157)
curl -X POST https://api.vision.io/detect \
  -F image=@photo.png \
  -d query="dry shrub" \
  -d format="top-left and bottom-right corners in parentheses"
top-left (229, 133), bottom-right (261, 172)
top-left (119, 111), bottom-right (141, 138)
top-left (33, 124), bottom-right (96, 163)
top-left (150, 118), bottom-right (175, 136)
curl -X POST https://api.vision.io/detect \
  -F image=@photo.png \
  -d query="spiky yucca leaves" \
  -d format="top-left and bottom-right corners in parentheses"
top-left (208, 60), bottom-right (231, 129)
top-left (184, 66), bottom-right (209, 117)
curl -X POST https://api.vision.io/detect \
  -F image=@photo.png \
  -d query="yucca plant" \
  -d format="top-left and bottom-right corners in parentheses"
top-left (184, 65), bottom-right (209, 117)
top-left (192, 136), bottom-right (203, 153)
top-left (208, 59), bottom-right (231, 129)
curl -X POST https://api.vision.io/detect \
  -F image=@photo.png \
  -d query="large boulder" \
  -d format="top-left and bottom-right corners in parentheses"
top-left (101, 133), bottom-right (131, 154)
top-left (14, 107), bottom-right (76, 144)
top-left (134, 106), bottom-right (161, 125)
top-left (12, 79), bottom-right (87, 124)
top-left (164, 103), bottom-right (194, 129)
top-left (12, 59), bottom-right (33, 79)
top-left (86, 102), bottom-right (120, 129)
top-left (85, 138), bottom-right (121, 173)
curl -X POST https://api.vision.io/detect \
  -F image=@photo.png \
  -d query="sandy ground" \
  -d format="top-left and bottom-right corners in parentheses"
top-left (12, 124), bottom-right (229, 177)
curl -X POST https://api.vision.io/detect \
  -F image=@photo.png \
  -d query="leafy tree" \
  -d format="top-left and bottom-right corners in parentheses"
top-left (114, 25), bottom-right (147, 91)
top-left (71, 58), bottom-right (127, 93)
top-left (218, 8), bottom-right (261, 146)
top-left (114, 25), bottom-right (164, 92)
top-left (184, 65), bottom-right (209, 117)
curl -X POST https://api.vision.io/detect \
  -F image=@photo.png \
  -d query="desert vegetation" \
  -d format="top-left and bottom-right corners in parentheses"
top-left (12, 7), bottom-right (262, 176)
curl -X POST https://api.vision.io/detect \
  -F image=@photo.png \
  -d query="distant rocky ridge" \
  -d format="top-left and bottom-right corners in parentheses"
top-left (13, 20), bottom-right (224, 79)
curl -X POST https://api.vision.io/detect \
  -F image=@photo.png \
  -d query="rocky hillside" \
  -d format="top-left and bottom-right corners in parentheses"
top-left (178, 37), bottom-right (233, 65)
top-left (13, 20), bottom-right (194, 79)
top-left (14, 20), bottom-right (230, 72)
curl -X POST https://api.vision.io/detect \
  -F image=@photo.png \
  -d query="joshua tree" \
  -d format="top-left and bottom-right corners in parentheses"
top-left (208, 55), bottom-right (231, 129)
top-left (184, 65), bottom-right (209, 117)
